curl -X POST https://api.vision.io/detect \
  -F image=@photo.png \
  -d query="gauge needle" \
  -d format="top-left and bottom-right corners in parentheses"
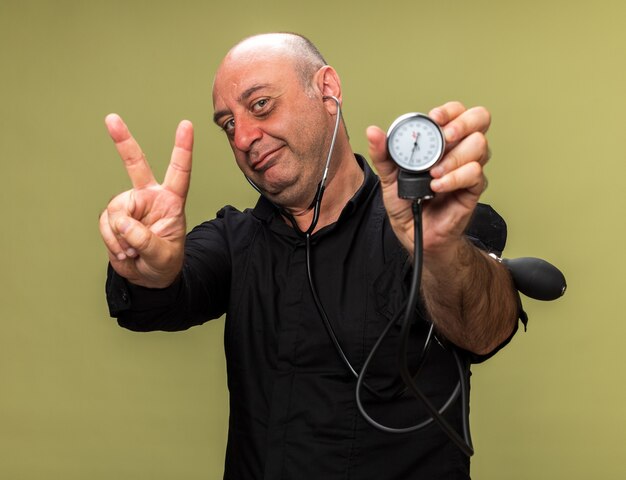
top-left (410, 132), bottom-right (420, 161)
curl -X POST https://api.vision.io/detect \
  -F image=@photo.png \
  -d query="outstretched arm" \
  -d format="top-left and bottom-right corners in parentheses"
top-left (367, 102), bottom-right (518, 355)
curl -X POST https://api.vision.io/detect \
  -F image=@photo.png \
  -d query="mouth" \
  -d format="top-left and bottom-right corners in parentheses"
top-left (252, 145), bottom-right (284, 172)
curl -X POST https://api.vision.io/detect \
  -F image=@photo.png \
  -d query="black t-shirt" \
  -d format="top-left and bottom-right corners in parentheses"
top-left (106, 155), bottom-right (520, 479)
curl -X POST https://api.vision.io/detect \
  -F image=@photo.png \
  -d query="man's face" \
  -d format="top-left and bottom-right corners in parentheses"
top-left (212, 49), bottom-right (333, 210)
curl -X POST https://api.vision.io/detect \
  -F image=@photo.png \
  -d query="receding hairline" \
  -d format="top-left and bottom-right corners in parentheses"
top-left (225, 32), bottom-right (328, 87)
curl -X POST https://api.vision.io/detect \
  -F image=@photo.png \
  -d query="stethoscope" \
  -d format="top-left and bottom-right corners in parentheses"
top-left (245, 95), bottom-right (474, 456)
top-left (245, 95), bottom-right (341, 236)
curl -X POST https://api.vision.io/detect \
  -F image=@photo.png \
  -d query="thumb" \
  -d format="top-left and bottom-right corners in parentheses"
top-left (366, 125), bottom-right (397, 184)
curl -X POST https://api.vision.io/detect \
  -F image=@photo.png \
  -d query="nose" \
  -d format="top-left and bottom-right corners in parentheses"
top-left (233, 116), bottom-right (263, 152)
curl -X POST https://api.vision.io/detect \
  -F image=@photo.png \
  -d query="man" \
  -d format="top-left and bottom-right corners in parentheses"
top-left (100, 33), bottom-right (521, 479)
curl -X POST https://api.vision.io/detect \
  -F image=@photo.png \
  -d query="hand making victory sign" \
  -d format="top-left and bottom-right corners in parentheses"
top-left (99, 114), bottom-right (194, 289)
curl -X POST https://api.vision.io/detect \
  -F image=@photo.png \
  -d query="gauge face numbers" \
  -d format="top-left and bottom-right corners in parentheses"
top-left (387, 113), bottom-right (444, 172)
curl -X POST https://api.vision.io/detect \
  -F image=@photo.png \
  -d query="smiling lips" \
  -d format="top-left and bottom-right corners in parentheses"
top-left (251, 145), bottom-right (284, 171)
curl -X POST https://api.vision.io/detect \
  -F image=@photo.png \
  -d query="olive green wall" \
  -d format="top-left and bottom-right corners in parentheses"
top-left (1, 0), bottom-right (624, 478)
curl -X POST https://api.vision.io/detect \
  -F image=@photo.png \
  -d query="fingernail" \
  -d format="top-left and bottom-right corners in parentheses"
top-left (431, 179), bottom-right (442, 191)
top-left (126, 248), bottom-right (137, 257)
top-left (116, 252), bottom-right (127, 261)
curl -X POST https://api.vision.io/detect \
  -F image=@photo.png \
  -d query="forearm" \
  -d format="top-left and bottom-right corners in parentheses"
top-left (421, 238), bottom-right (518, 355)
top-left (105, 216), bottom-right (234, 331)
top-left (106, 265), bottom-right (203, 332)
top-left (106, 255), bottom-right (228, 332)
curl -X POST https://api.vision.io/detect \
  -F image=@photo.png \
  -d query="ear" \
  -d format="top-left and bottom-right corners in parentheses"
top-left (314, 66), bottom-right (342, 114)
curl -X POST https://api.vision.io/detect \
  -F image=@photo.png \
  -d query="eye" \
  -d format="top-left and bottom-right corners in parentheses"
top-left (222, 118), bottom-right (235, 135)
top-left (251, 98), bottom-right (270, 113)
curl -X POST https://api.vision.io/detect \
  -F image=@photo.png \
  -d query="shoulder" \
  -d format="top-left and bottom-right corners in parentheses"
top-left (184, 205), bottom-right (263, 257)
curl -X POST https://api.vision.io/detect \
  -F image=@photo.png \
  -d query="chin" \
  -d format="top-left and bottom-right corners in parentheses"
top-left (253, 167), bottom-right (316, 209)
top-left (265, 183), bottom-right (313, 211)
top-left (255, 170), bottom-right (296, 197)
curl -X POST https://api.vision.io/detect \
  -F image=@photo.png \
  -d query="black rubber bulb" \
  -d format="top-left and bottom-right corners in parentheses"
top-left (502, 257), bottom-right (567, 301)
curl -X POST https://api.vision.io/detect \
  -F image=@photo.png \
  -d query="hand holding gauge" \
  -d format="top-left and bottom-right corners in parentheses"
top-left (387, 113), bottom-right (445, 200)
top-left (367, 102), bottom-right (492, 256)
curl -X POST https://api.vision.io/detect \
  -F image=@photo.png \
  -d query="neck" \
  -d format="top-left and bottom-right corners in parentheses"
top-left (283, 143), bottom-right (364, 234)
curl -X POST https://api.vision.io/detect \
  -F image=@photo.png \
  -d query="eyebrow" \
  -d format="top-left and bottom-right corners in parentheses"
top-left (212, 84), bottom-right (270, 125)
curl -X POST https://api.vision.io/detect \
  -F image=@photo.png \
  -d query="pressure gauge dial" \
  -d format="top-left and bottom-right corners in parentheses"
top-left (387, 113), bottom-right (445, 173)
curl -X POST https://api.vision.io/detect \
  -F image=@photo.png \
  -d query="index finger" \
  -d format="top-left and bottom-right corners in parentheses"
top-left (428, 101), bottom-right (467, 127)
top-left (430, 104), bottom-right (491, 145)
top-left (105, 113), bottom-right (157, 189)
